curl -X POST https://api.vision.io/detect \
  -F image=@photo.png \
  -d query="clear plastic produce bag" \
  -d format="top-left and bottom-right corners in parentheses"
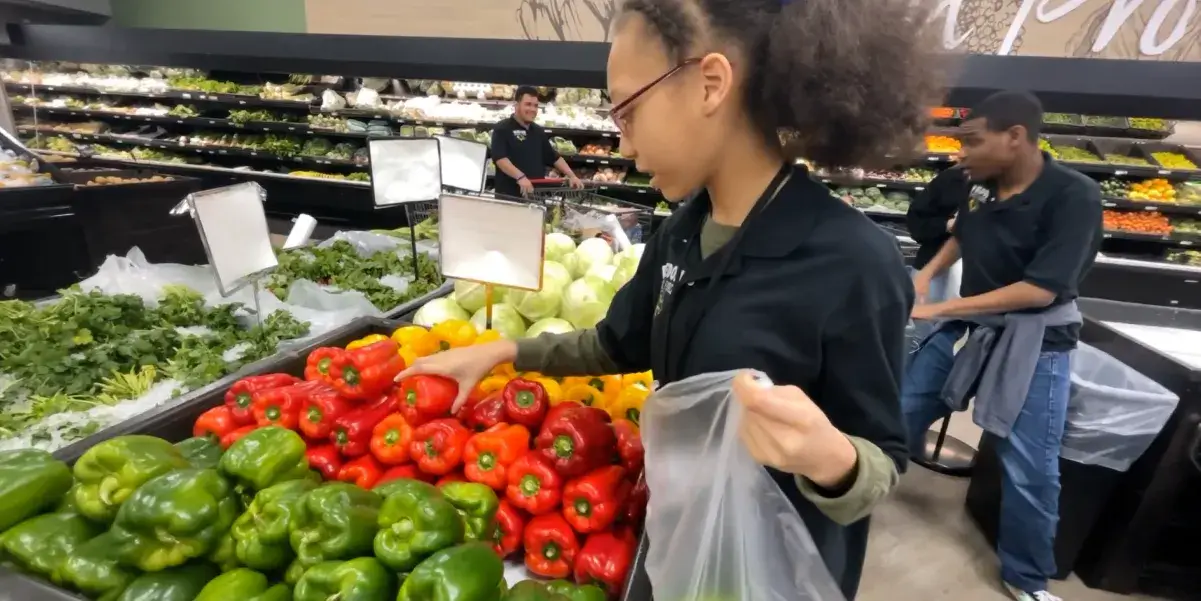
top-left (1061, 344), bottom-right (1180, 472)
top-left (641, 370), bottom-right (846, 601)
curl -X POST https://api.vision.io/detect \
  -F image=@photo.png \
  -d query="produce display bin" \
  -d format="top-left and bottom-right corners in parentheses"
top-left (1044, 134), bottom-right (1106, 165)
top-left (52, 316), bottom-right (404, 463)
top-left (0, 184), bottom-right (90, 298)
top-left (65, 171), bottom-right (208, 268)
top-left (1080, 115), bottom-right (1130, 138)
top-left (1137, 142), bottom-right (1201, 173)
top-left (1089, 139), bottom-right (1159, 170)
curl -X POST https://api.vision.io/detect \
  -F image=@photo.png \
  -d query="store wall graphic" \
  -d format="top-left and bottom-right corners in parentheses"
top-left (109, 0), bottom-right (1198, 61)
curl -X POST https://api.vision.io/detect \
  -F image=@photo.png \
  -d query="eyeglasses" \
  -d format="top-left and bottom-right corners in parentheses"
top-left (609, 58), bottom-right (701, 134)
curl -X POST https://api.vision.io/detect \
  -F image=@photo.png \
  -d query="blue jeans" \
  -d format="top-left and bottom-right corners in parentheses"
top-left (906, 267), bottom-right (952, 353)
top-left (901, 327), bottom-right (1071, 592)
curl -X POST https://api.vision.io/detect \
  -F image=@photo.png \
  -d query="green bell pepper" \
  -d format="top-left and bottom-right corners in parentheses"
top-left (288, 482), bottom-right (381, 569)
top-left (232, 478), bottom-right (319, 570)
top-left (373, 478), bottom-right (464, 572)
top-left (208, 532), bottom-right (240, 572)
top-left (439, 481), bottom-right (499, 543)
top-left (195, 568), bottom-right (292, 601)
top-left (176, 436), bottom-right (224, 469)
top-left (293, 557), bottom-right (395, 601)
top-left (60, 532), bottom-right (137, 601)
top-left (115, 562), bottom-right (221, 601)
top-left (285, 559), bottom-right (308, 586)
top-left (72, 435), bottom-right (189, 523)
top-left (220, 426), bottom-right (314, 493)
top-left (108, 468), bottom-right (240, 571)
top-left (0, 449), bottom-right (73, 531)
top-left (0, 512), bottom-right (103, 584)
top-left (545, 581), bottom-right (607, 601)
top-left (506, 580), bottom-right (571, 601)
top-left (396, 542), bottom-right (505, 601)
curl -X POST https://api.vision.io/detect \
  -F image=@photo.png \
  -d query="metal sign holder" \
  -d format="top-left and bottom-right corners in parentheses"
top-left (170, 181), bottom-right (277, 324)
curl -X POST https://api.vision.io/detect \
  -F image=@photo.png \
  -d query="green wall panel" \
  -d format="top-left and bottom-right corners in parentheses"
top-left (110, 0), bottom-right (307, 32)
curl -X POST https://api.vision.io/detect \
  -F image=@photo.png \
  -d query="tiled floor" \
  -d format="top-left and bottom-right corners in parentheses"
top-left (860, 411), bottom-right (1161, 601)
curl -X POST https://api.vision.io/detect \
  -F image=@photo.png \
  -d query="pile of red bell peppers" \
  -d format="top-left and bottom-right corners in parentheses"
top-left (193, 337), bottom-right (649, 596)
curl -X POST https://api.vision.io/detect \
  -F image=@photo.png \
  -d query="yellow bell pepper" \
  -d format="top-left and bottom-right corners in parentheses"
top-left (491, 362), bottom-right (518, 378)
top-left (478, 375), bottom-right (511, 396)
top-left (609, 385), bottom-right (650, 425)
top-left (431, 319), bottom-right (478, 349)
top-left (532, 378), bottom-right (563, 404)
top-left (346, 333), bottom-right (388, 350)
top-left (391, 325), bottom-right (427, 347)
top-left (475, 329), bottom-right (503, 345)
top-left (622, 371), bottom-right (654, 391)
top-left (398, 346), bottom-right (418, 369)
top-left (409, 331), bottom-right (444, 358)
top-left (562, 384), bottom-right (607, 409)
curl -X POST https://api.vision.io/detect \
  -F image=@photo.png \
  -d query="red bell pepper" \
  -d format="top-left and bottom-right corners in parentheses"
top-left (409, 418), bottom-right (471, 476)
top-left (338, 453), bottom-right (384, 489)
top-left (305, 347), bottom-right (345, 383)
top-left (436, 472), bottom-right (467, 487)
top-left (225, 373), bottom-right (301, 424)
top-left (623, 471), bottom-right (649, 527)
top-left (505, 453), bottom-right (562, 515)
top-left (328, 339), bottom-right (406, 400)
top-left (306, 444), bottom-right (343, 480)
top-left (377, 464), bottom-right (435, 486)
top-left (330, 393), bottom-right (398, 457)
top-left (397, 375), bottom-right (458, 427)
top-left (194, 405), bottom-right (239, 440)
top-left (458, 392), bottom-right (506, 433)
top-left (370, 414), bottom-right (413, 465)
top-left (297, 386), bottom-right (351, 440)
top-left (492, 500), bottom-right (526, 558)
top-left (252, 380), bottom-right (329, 430)
top-left (524, 513), bottom-right (579, 579)
top-left (612, 419), bottom-right (644, 475)
top-left (501, 378), bottom-right (549, 430)
top-left (562, 466), bottom-right (630, 533)
top-left (464, 424), bottom-right (530, 491)
top-left (220, 425), bottom-right (258, 449)
top-left (535, 406), bottom-right (616, 478)
top-left (543, 401), bottom-right (583, 426)
top-left (574, 526), bottom-right (638, 595)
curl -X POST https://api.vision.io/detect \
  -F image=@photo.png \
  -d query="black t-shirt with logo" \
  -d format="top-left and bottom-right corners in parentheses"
top-left (490, 116), bottom-right (559, 197)
top-left (953, 155), bottom-right (1103, 351)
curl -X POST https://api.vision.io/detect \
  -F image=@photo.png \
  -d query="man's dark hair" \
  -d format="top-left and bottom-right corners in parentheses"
top-left (514, 86), bottom-right (540, 102)
top-left (616, 0), bottom-right (946, 167)
top-left (967, 91), bottom-right (1044, 142)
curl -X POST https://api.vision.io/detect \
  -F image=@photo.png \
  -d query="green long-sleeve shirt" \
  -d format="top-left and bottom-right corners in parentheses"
top-left (515, 217), bottom-right (900, 525)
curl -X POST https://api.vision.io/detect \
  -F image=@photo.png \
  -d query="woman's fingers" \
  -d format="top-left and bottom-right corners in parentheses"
top-left (732, 371), bottom-right (814, 428)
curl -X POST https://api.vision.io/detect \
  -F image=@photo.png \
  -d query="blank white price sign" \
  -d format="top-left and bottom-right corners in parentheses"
top-left (187, 182), bottom-right (277, 295)
top-left (369, 138), bottom-right (442, 206)
top-left (438, 194), bottom-right (546, 290)
top-left (435, 135), bottom-right (488, 193)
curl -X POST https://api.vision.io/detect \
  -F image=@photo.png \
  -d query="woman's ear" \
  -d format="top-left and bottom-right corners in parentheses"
top-left (697, 52), bottom-right (735, 117)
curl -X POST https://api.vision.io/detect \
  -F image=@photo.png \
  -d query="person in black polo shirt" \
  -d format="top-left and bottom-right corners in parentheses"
top-left (903, 91), bottom-right (1102, 601)
top-left (491, 86), bottom-right (584, 197)
top-left (905, 164), bottom-right (967, 348)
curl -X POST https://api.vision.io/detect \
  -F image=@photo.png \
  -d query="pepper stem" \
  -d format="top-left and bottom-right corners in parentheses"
top-left (317, 357), bottom-right (332, 374)
top-left (553, 435), bottom-right (574, 459)
top-left (306, 407), bottom-right (322, 424)
top-left (478, 451), bottom-right (496, 470)
top-left (236, 392), bottom-right (252, 409)
top-left (574, 498), bottom-right (592, 517)
top-left (266, 406), bottom-right (280, 421)
top-left (516, 390), bottom-right (537, 408)
top-left (385, 429), bottom-right (399, 445)
top-left (543, 542), bottom-right (561, 560)
top-left (343, 366), bottom-right (361, 386)
top-left (406, 389), bottom-right (417, 407)
top-left (626, 408), bottom-right (641, 423)
top-left (425, 440), bottom-right (437, 458)
top-left (520, 474), bottom-right (541, 496)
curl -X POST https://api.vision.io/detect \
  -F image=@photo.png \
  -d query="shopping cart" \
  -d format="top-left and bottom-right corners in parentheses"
top-left (523, 178), bottom-right (653, 245)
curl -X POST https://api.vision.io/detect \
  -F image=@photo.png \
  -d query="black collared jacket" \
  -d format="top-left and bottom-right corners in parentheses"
top-left (597, 166), bottom-right (914, 598)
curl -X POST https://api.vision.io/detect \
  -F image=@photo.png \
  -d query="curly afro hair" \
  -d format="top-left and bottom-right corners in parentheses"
top-left (618, 0), bottom-right (948, 168)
